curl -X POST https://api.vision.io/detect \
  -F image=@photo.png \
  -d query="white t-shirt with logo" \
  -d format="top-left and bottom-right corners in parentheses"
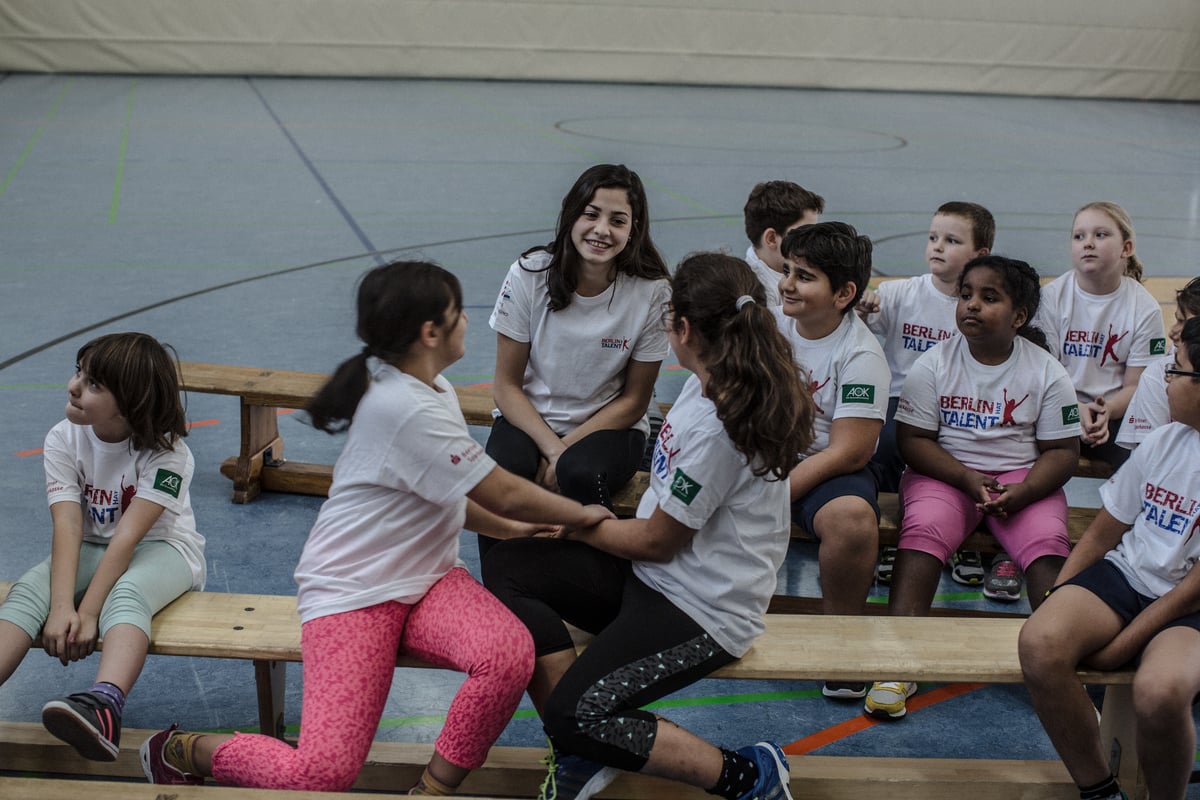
top-left (1100, 422), bottom-right (1200, 598)
top-left (489, 251), bottom-right (671, 437)
top-left (864, 274), bottom-right (959, 397)
top-left (895, 335), bottom-right (1081, 473)
top-left (1117, 355), bottom-right (1171, 450)
top-left (43, 420), bottom-right (206, 589)
top-left (771, 309), bottom-right (890, 456)
top-left (632, 374), bottom-right (790, 657)
top-left (1035, 272), bottom-right (1167, 403)
top-left (295, 365), bottom-right (496, 623)
top-left (744, 245), bottom-right (782, 306)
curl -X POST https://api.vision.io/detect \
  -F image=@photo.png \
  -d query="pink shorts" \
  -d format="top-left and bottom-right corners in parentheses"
top-left (897, 468), bottom-right (1070, 570)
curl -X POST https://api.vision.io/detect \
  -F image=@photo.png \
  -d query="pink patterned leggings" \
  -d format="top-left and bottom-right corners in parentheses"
top-left (210, 567), bottom-right (534, 791)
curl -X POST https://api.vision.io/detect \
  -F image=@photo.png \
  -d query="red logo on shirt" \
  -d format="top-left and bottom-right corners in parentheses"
top-left (1001, 389), bottom-right (1029, 426)
top-left (1101, 324), bottom-right (1129, 367)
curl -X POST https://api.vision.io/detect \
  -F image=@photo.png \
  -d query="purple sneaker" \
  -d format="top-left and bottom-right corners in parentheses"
top-left (140, 723), bottom-right (204, 785)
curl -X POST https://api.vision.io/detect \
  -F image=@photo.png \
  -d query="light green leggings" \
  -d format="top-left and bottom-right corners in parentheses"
top-left (0, 540), bottom-right (193, 639)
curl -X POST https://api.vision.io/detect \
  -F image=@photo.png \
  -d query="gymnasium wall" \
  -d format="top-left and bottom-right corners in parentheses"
top-left (2, 0), bottom-right (1198, 100)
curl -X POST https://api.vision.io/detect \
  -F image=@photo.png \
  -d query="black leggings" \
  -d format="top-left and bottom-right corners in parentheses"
top-left (478, 416), bottom-right (645, 558)
top-left (481, 537), bottom-right (735, 771)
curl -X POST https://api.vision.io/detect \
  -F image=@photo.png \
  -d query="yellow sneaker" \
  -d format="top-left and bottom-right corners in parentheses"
top-left (863, 681), bottom-right (917, 720)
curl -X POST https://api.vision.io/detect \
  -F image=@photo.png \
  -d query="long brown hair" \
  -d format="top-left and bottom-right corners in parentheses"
top-left (76, 332), bottom-right (187, 452)
top-left (670, 252), bottom-right (814, 478)
top-left (523, 164), bottom-right (669, 311)
top-left (308, 260), bottom-right (462, 433)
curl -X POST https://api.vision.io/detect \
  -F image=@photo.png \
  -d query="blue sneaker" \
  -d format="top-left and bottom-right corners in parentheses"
top-left (735, 741), bottom-right (793, 800)
top-left (537, 741), bottom-right (619, 800)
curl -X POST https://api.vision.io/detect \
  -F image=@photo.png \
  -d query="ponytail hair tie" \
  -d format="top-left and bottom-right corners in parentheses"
top-left (735, 295), bottom-right (756, 311)
top-left (360, 345), bottom-right (373, 359)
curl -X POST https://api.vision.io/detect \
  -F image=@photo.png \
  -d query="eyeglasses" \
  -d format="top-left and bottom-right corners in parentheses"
top-left (1165, 368), bottom-right (1200, 380)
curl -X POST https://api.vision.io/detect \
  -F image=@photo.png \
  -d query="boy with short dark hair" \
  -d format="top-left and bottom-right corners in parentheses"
top-left (1019, 316), bottom-right (1200, 800)
top-left (772, 221), bottom-right (891, 701)
top-left (743, 181), bottom-right (824, 304)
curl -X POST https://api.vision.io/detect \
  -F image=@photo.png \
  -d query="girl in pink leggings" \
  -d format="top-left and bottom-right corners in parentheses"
top-left (863, 255), bottom-right (1082, 722)
top-left (140, 261), bottom-right (612, 795)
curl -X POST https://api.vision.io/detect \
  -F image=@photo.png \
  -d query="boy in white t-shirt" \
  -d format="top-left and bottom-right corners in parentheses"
top-left (857, 201), bottom-right (994, 587)
top-left (773, 221), bottom-right (891, 701)
top-left (742, 181), bottom-right (824, 305)
top-left (1116, 276), bottom-right (1200, 451)
top-left (1019, 316), bottom-right (1200, 800)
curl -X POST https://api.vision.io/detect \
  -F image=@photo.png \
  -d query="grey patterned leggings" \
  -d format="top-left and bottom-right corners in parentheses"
top-left (481, 537), bottom-right (736, 771)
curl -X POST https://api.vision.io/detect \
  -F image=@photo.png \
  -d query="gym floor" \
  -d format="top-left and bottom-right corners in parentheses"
top-left (0, 73), bottom-right (1197, 791)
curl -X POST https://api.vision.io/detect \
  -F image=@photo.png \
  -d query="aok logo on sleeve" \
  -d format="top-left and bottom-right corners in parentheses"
top-left (1150, 338), bottom-right (1167, 356)
top-left (1062, 405), bottom-right (1081, 425)
top-left (670, 468), bottom-right (702, 505)
top-left (841, 384), bottom-right (874, 404)
top-left (153, 469), bottom-right (183, 498)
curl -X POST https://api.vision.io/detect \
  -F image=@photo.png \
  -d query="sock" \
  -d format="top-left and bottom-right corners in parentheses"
top-left (409, 767), bottom-right (455, 795)
top-left (1079, 775), bottom-right (1121, 800)
top-left (89, 681), bottom-right (126, 716)
top-left (165, 731), bottom-right (204, 775)
top-left (707, 748), bottom-right (758, 799)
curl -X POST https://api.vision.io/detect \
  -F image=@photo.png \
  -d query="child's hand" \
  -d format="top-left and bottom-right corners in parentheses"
top-left (579, 504), bottom-right (616, 528)
top-left (68, 613), bottom-right (100, 662)
top-left (42, 607), bottom-right (81, 666)
top-left (855, 289), bottom-right (881, 319)
top-left (960, 471), bottom-right (1002, 507)
top-left (978, 482), bottom-right (1032, 518)
top-left (1080, 398), bottom-right (1110, 445)
top-left (537, 454), bottom-right (561, 493)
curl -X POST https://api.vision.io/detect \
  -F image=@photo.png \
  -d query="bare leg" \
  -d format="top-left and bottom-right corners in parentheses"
top-left (0, 620), bottom-right (33, 687)
top-left (887, 550), bottom-right (943, 616)
top-left (1022, 556), bottom-right (1065, 613)
top-left (93, 623), bottom-right (148, 693)
top-left (1132, 626), bottom-right (1200, 800)
top-left (814, 496), bottom-right (878, 614)
top-left (1018, 586), bottom-right (1124, 787)
top-left (639, 717), bottom-right (723, 789)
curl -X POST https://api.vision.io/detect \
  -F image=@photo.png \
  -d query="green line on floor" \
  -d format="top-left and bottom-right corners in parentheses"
top-left (109, 81), bottom-right (138, 224)
top-left (0, 81), bottom-right (71, 200)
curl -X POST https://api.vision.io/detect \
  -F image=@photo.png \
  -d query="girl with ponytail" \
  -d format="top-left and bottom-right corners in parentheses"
top-left (143, 260), bottom-right (613, 796)
top-left (482, 253), bottom-right (812, 800)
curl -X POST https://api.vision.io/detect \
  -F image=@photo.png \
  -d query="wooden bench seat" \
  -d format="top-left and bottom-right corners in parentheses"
top-left (0, 728), bottom-right (1082, 800)
top-left (0, 581), bottom-right (1139, 798)
top-left (177, 361), bottom-right (1116, 505)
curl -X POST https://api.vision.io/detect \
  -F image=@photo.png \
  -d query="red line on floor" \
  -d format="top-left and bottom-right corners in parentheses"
top-left (783, 683), bottom-right (986, 755)
top-left (187, 419), bottom-right (220, 429)
top-left (16, 448), bottom-right (43, 457)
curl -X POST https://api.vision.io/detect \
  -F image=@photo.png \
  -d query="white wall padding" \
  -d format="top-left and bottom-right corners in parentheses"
top-left (2, 0), bottom-right (1198, 100)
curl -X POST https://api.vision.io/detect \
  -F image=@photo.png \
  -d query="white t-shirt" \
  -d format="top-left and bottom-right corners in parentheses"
top-left (895, 336), bottom-right (1081, 473)
top-left (864, 274), bottom-right (959, 397)
top-left (771, 309), bottom-right (890, 456)
top-left (295, 366), bottom-right (496, 623)
top-left (1035, 272), bottom-right (1167, 403)
top-left (744, 245), bottom-right (782, 306)
top-left (1117, 355), bottom-right (1171, 450)
top-left (632, 375), bottom-right (790, 657)
top-left (489, 251), bottom-right (671, 437)
top-left (1100, 423), bottom-right (1200, 598)
top-left (43, 420), bottom-right (206, 589)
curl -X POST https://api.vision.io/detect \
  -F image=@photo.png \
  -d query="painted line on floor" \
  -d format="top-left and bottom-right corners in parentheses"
top-left (0, 80), bottom-right (71, 200)
top-left (108, 80), bottom-right (137, 224)
top-left (784, 682), bottom-right (986, 755)
top-left (247, 78), bottom-right (382, 266)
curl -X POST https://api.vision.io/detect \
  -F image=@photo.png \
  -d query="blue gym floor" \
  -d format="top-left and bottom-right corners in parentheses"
top-left (0, 73), bottom-right (1197, 792)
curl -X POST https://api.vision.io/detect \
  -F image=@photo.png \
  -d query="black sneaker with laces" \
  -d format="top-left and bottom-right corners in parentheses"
top-left (42, 691), bottom-right (122, 761)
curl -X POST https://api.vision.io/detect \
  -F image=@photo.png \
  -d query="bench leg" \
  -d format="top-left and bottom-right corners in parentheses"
top-left (228, 404), bottom-right (284, 504)
top-left (1099, 684), bottom-right (1145, 800)
top-left (254, 659), bottom-right (288, 739)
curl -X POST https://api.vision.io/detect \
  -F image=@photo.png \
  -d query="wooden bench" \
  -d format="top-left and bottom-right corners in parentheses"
top-left (0, 581), bottom-right (1140, 799)
top-left (178, 360), bottom-right (1116, 506)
